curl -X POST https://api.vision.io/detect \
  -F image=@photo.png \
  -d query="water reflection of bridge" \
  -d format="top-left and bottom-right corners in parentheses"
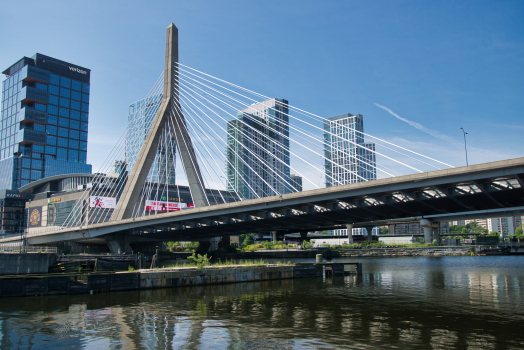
top-left (0, 265), bottom-right (522, 349)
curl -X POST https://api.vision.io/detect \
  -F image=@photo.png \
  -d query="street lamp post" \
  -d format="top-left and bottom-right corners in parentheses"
top-left (460, 127), bottom-right (469, 166)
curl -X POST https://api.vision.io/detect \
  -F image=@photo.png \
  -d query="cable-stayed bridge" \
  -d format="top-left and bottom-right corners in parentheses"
top-left (2, 23), bottom-right (523, 252)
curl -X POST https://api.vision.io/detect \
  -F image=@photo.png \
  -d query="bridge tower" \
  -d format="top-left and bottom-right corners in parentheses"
top-left (112, 23), bottom-right (208, 223)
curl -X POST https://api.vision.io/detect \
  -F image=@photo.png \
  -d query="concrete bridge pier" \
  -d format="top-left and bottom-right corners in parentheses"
top-left (272, 231), bottom-right (277, 242)
top-left (300, 231), bottom-right (309, 243)
top-left (432, 227), bottom-right (440, 244)
top-left (420, 219), bottom-right (432, 244)
top-left (346, 224), bottom-right (354, 244)
top-left (106, 233), bottom-right (133, 254)
top-left (365, 226), bottom-right (374, 242)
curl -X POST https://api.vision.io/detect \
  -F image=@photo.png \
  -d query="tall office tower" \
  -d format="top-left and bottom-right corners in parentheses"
top-left (324, 113), bottom-right (376, 187)
top-left (127, 94), bottom-right (176, 185)
top-left (226, 98), bottom-right (291, 199)
top-left (290, 174), bottom-right (303, 192)
top-left (0, 54), bottom-right (92, 190)
top-left (324, 113), bottom-right (377, 236)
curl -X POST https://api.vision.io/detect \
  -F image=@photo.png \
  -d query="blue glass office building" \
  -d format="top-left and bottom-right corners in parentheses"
top-left (0, 53), bottom-right (92, 190)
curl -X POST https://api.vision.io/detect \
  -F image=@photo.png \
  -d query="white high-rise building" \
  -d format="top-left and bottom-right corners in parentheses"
top-left (324, 113), bottom-right (377, 237)
top-left (487, 216), bottom-right (522, 236)
top-left (226, 98), bottom-right (292, 199)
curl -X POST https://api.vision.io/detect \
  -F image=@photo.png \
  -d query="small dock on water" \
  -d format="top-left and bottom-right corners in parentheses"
top-left (0, 262), bottom-right (362, 298)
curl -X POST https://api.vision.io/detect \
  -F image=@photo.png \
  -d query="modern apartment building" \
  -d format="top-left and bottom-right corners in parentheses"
top-left (324, 113), bottom-right (377, 236)
top-left (127, 94), bottom-right (176, 185)
top-left (487, 216), bottom-right (522, 236)
top-left (226, 98), bottom-right (292, 199)
top-left (0, 54), bottom-right (92, 190)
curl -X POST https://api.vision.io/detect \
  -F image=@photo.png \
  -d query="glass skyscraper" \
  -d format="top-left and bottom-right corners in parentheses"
top-left (127, 94), bottom-right (176, 184)
top-left (0, 53), bottom-right (92, 190)
top-left (324, 113), bottom-right (377, 236)
top-left (226, 98), bottom-right (292, 199)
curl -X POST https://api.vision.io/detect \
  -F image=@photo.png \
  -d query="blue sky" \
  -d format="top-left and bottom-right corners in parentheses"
top-left (1, 0), bottom-right (523, 172)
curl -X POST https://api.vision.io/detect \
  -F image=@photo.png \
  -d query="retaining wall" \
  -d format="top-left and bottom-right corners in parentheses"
top-left (0, 253), bottom-right (56, 275)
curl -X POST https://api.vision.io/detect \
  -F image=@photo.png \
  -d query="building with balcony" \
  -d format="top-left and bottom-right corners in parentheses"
top-left (324, 113), bottom-right (377, 236)
top-left (126, 94), bottom-right (176, 184)
top-left (0, 54), bottom-right (92, 190)
top-left (226, 98), bottom-right (292, 199)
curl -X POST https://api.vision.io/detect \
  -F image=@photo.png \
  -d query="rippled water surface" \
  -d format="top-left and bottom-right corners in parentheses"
top-left (1, 256), bottom-right (524, 349)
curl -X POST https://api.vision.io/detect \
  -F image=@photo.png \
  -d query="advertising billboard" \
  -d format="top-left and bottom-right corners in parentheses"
top-left (145, 200), bottom-right (194, 212)
top-left (28, 206), bottom-right (42, 227)
top-left (89, 196), bottom-right (117, 209)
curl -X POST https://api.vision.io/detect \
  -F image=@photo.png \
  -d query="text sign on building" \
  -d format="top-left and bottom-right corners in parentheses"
top-left (145, 200), bottom-right (194, 212)
top-left (89, 196), bottom-right (117, 209)
top-left (29, 207), bottom-right (42, 227)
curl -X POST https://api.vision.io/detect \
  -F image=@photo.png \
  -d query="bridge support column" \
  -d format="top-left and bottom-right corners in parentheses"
top-left (106, 233), bottom-right (132, 254)
top-left (272, 231), bottom-right (277, 242)
top-left (365, 226), bottom-right (374, 242)
top-left (300, 232), bottom-right (309, 244)
top-left (432, 227), bottom-right (440, 244)
top-left (420, 219), bottom-right (432, 244)
top-left (345, 224), bottom-right (354, 244)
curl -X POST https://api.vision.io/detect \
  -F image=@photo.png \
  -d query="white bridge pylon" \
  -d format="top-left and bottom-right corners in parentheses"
top-left (112, 23), bottom-right (209, 221)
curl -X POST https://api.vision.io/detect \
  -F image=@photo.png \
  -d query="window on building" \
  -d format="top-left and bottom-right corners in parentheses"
top-left (70, 100), bottom-right (81, 111)
top-left (46, 125), bottom-right (57, 135)
top-left (45, 145), bottom-right (56, 154)
top-left (34, 103), bottom-right (46, 112)
top-left (58, 118), bottom-right (69, 128)
top-left (22, 158), bottom-right (31, 168)
top-left (82, 83), bottom-right (90, 94)
top-left (70, 120), bottom-right (79, 130)
top-left (49, 95), bottom-right (59, 105)
top-left (71, 80), bottom-right (82, 91)
top-left (57, 147), bottom-right (67, 160)
top-left (35, 82), bottom-right (47, 91)
top-left (32, 159), bottom-right (42, 169)
top-left (48, 85), bottom-right (59, 95)
top-left (68, 149), bottom-right (78, 162)
top-left (57, 127), bottom-right (68, 138)
top-left (70, 110), bottom-right (80, 120)
top-left (58, 108), bottom-right (69, 118)
top-left (57, 137), bottom-right (68, 147)
top-left (34, 124), bottom-right (45, 132)
top-left (47, 135), bottom-right (56, 146)
top-left (59, 98), bottom-right (70, 108)
top-left (50, 74), bottom-right (60, 85)
top-left (70, 130), bottom-right (79, 139)
top-left (71, 90), bottom-right (81, 101)
top-left (48, 115), bottom-right (57, 125)
top-left (60, 77), bottom-right (71, 89)
top-left (31, 170), bottom-right (41, 180)
top-left (69, 139), bottom-right (79, 149)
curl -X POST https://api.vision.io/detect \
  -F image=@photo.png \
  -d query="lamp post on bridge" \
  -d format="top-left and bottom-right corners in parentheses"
top-left (460, 127), bottom-right (469, 166)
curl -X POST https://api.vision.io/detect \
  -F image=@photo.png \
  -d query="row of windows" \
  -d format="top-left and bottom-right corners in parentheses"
top-left (21, 169), bottom-right (42, 181)
top-left (21, 158), bottom-right (43, 169)
top-left (46, 123), bottom-right (88, 136)
top-left (49, 74), bottom-right (89, 94)
top-left (47, 85), bottom-right (89, 102)
top-left (40, 103), bottom-right (89, 114)
top-left (47, 131), bottom-right (87, 145)
top-left (47, 106), bottom-right (88, 121)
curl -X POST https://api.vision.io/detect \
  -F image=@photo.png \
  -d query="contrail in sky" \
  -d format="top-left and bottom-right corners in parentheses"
top-left (374, 103), bottom-right (457, 143)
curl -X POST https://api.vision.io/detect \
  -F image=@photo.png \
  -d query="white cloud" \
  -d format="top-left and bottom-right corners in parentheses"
top-left (374, 103), bottom-right (459, 144)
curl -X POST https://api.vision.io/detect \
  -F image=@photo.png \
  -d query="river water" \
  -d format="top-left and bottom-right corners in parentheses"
top-left (0, 256), bottom-right (523, 349)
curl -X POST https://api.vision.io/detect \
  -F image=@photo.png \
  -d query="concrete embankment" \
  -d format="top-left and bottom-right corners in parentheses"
top-left (0, 253), bottom-right (57, 275)
top-left (215, 246), bottom-right (472, 260)
top-left (0, 262), bottom-right (361, 298)
top-left (334, 246), bottom-right (472, 257)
